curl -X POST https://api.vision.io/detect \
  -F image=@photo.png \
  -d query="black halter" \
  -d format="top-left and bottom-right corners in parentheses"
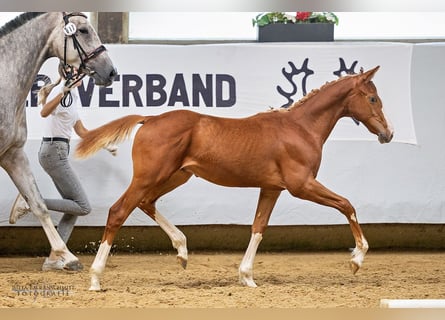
top-left (62, 13), bottom-right (106, 81)
top-left (61, 12), bottom-right (106, 106)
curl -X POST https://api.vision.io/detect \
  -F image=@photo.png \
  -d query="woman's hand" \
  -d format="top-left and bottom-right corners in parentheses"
top-left (104, 144), bottom-right (118, 156)
top-left (62, 79), bottom-right (82, 94)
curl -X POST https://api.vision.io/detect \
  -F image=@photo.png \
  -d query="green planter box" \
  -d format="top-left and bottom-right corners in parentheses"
top-left (258, 23), bottom-right (334, 42)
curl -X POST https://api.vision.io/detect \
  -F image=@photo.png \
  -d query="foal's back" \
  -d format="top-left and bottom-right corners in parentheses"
top-left (134, 109), bottom-right (293, 188)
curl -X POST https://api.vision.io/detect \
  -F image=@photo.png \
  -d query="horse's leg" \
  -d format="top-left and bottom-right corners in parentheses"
top-left (239, 189), bottom-right (281, 287)
top-left (1, 147), bottom-right (80, 267)
top-left (139, 207), bottom-right (188, 268)
top-left (89, 179), bottom-right (149, 291)
top-left (138, 170), bottom-right (193, 268)
top-left (293, 178), bottom-right (368, 274)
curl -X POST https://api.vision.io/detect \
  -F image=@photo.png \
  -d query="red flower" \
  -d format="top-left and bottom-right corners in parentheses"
top-left (296, 12), bottom-right (311, 21)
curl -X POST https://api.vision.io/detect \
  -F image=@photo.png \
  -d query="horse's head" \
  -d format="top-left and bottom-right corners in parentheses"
top-left (53, 12), bottom-right (117, 86)
top-left (346, 66), bottom-right (394, 144)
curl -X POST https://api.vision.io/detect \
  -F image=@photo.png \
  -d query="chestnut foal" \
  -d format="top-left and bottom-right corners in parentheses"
top-left (76, 66), bottom-right (393, 290)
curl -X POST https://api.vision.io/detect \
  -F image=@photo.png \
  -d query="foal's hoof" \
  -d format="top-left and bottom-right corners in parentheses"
top-left (349, 260), bottom-right (360, 275)
top-left (64, 260), bottom-right (84, 271)
top-left (90, 273), bottom-right (102, 291)
top-left (177, 256), bottom-right (187, 269)
top-left (239, 276), bottom-right (258, 288)
top-left (89, 285), bottom-right (103, 292)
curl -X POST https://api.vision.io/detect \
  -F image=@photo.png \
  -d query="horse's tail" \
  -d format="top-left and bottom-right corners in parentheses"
top-left (75, 115), bottom-right (147, 159)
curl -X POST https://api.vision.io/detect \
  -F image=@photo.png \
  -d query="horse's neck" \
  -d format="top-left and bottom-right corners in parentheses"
top-left (289, 80), bottom-right (352, 143)
top-left (0, 13), bottom-right (58, 100)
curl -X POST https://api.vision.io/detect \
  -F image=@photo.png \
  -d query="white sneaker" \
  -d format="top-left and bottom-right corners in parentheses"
top-left (42, 258), bottom-right (65, 271)
top-left (9, 194), bottom-right (31, 224)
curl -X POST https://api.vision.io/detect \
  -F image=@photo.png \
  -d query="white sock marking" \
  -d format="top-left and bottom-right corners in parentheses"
top-left (89, 241), bottom-right (112, 291)
top-left (239, 233), bottom-right (263, 287)
top-left (155, 210), bottom-right (187, 260)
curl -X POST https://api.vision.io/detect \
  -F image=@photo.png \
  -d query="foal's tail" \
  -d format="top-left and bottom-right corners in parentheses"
top-left (75, 115), bottom-right (147, 159)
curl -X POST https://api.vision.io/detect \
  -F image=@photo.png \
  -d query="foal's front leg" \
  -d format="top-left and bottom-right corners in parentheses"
top-left (239, 189), bottom-right (281, 287)
top-left (294, 178), bottom-right (369, 274)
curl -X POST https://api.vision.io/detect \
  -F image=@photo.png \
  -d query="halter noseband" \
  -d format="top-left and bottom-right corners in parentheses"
top-left (62, 12), bottom-right (106, 84)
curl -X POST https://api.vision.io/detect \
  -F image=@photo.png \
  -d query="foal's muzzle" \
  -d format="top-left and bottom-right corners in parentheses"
top-left (378, 131), bottom-right (394, 144)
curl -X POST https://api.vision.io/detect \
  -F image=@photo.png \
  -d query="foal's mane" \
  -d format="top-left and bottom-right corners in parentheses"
top-left (0, 12), bottom-right (45, 39)
top-left (289, 74), bottom-right (356, 110)
top-left (269, 73), bottom-right (356, 113)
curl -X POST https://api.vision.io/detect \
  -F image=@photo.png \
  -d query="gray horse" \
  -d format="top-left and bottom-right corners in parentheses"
top-left (0, 12), bottom-right (116, 270)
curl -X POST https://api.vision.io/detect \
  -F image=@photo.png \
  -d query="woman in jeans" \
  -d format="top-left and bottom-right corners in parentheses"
top-left (9, 65), bottom-right (116, 271)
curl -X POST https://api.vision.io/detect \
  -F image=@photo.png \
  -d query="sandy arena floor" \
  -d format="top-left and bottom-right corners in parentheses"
top-left (0, 251), bottom-right (444, 308)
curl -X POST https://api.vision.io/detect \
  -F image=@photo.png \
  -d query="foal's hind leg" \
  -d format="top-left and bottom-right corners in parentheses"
top-left (90, 171), bottom-right (192, 291)
top-left (1, 147), bottom-right (80, 268)
top-left (89, 180), bottom-right (147, 291)
top-left (239, 189), bottom-right (281, 287)
top-left (138, 170), bottom-right (193, 269)
top-left (139, 207), bottom-right (188, 268)
top-left (292, 178), bottom-right (368, 274)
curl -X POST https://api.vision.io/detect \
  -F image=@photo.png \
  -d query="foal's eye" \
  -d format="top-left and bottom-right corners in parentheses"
top-left (79, 28), bottom-right (89, 34)
top-left (369, 96), bottom-right (377, 104)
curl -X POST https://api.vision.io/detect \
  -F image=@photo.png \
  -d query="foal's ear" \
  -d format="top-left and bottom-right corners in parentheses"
top-left (361, 66), bottom-right (380, 83)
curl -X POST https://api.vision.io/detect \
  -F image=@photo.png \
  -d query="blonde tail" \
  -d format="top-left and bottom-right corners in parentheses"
top-left (75, 115), bottom-right (147, 159)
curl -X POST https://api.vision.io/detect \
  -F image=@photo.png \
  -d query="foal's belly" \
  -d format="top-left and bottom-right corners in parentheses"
top-left (181, 159), bottom-right (285, 189)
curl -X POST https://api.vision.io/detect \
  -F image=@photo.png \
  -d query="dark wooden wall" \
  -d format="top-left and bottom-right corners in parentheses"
top-left (91, 12), bottom-right (128, 44)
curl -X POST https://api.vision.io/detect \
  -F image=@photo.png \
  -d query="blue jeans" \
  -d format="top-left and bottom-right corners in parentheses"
top-left (38, 140), bottom-right (91, 243)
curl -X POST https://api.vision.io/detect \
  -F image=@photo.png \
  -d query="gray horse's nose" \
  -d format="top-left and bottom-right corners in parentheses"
top-left (110, 68), bottom-right (118, 80)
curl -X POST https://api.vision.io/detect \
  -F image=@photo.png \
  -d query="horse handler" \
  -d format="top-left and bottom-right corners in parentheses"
top-left (9, 64), bottom-right (117, 271)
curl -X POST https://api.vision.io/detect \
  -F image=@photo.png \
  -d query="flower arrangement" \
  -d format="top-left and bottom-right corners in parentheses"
top-left (252, 12), bottom-right (339, 27)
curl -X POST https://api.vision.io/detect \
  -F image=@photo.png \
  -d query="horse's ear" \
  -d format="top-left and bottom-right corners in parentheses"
top-left (361, 66), bottom-right (380, 83)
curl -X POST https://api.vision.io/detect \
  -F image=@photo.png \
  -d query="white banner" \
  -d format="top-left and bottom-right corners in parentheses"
top-left (25, 43), bottom-right (416, 143)
top-left (1, 42), bottom-right (419, 227)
